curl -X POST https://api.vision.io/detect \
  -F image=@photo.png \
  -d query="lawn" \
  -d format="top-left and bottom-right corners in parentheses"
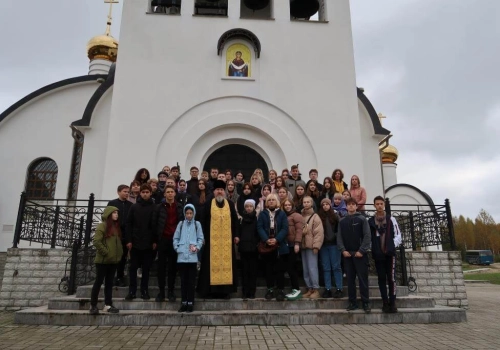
top-left (464, 273), bottom-right (500, 285)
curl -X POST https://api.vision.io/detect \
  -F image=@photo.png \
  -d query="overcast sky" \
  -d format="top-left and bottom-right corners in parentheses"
top-left (0, 0), bottom-right (499, 221)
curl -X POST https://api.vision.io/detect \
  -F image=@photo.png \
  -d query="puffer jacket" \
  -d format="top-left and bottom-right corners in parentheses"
top-left (285, 210), bottom-right (304, 247)
top-left (301, 207), bottom-right (324, 250)
top-left (94, 206), bottom-right (124, 264)
top-left (257, 208), bottom-right (289, 256)
top-left (173, 204), bottom-right (204, 263)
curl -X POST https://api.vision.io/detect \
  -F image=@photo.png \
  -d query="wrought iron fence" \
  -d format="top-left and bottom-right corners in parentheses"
top-left (13, 192), bottom-right (456, 294)
top-left (13, 192), bottom-right (109, 294)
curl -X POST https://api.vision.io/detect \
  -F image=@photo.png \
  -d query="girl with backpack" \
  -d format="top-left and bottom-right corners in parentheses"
top-left (173, 204), bottom-right (204, 313)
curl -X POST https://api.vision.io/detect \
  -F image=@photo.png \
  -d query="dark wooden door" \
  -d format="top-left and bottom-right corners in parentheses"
top-left (203, 144), bottom-right (269, 182)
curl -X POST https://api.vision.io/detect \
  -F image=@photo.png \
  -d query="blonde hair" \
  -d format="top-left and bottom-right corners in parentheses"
top-left (147, 178), bottom-right (158, 184)
top-left (333, 192), bottom-right (342, 199)
top-left (265, 193), bottom-right (280, 207)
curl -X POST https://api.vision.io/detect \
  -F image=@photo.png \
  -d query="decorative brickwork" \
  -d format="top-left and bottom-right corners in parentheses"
top-left (0, 248), bottom-right (68, 310)
top-left (407, 251), bottom-right (468, 308)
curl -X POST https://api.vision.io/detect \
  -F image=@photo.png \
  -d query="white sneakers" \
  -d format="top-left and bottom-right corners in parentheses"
top-left (285, 289), bottom-right (303, 301)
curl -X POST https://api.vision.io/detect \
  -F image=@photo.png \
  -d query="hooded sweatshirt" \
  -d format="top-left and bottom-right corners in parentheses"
top-left (94, 206), bottom-right (124, 264)
top-left (173, 204), bottom-right (204, 264)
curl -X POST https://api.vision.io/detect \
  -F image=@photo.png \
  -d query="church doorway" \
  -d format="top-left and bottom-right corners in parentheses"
top-left (203, 144), bottom-right (269, 182)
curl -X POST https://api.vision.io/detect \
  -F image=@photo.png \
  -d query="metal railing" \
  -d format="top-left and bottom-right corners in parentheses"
top-left (12, 192), bottom-right (456, 293)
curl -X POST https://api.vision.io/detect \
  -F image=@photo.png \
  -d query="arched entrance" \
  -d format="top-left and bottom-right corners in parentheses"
top-left (203, 144), bottom-right (269, 182)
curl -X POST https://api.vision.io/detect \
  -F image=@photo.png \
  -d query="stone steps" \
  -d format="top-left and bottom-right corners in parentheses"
top-left (0, 252), bottom-right (7, 292)
top-left (48, 295), bottom-right (434, 310)
top-left (14, 305), bottom-right (466, 326)
top-left (76, 285), bottom-right (409, 299)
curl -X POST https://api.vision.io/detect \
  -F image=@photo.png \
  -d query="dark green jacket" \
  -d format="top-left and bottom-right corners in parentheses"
top-left (94, 206), bottom-right (124, 264)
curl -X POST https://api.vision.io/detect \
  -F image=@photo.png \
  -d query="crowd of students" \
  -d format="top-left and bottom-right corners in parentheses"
top-left (89, 165), bottom-right (401, 316)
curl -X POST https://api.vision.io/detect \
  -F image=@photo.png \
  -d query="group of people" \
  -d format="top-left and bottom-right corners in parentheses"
top-left (90, 165), bottom-right (402, 316)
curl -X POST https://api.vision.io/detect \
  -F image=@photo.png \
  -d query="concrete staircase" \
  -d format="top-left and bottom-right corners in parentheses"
top-left (15, 279), bottom-right (466, 325)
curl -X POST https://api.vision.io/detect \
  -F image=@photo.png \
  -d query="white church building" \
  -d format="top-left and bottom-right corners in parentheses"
top-left (0, 0), bottom-right (438, 251)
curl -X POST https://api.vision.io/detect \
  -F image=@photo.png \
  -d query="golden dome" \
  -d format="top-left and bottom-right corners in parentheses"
top-left (380, 144), bottom-right (399, 164)
top-left (87, 34), bottom-right (118, 62)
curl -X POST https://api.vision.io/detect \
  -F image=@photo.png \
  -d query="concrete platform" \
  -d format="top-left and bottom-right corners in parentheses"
top-left (47, 295), bottom-right (434, 311)
top-left (15, 305), bottom-right (466, 326)
top-left (75, 285), bottom-right (410, 298)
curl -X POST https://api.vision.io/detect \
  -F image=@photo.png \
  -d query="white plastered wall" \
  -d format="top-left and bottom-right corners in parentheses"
top-left (0, 82), bottom-right (99, 251)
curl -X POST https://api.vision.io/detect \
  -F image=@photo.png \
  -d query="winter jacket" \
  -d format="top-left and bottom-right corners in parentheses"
top-left (94, 206), bottom-right (124, 264)
top-left (320, 209), bottom-right (339, 246)
top-left (173, 204), bottom-right (204, 263)
top-left (226, 191), bottom-right (239, 206)
top-left (175, 191), bottom-right (193, 208)
top-left (238, 211), bottom-right (259, 253)
top-left (285, 211), bottom-right (304, 247)
top-left (368, 215), bottom-right (402, 260)
top-left (337, 212), bottom-right (371, 254)
top-left (257, 209), bottom-right (289, 256)
top-left (286, 176), bottom-right (306, 195)
top-left (301, 208), bottom-right (324, 250)
top-left (107, 198), bottom-right (132, 235)
top-left (186, 177), bottom-right (199, 196)
top-left (126, 198), bottom-right (156, 250)
top-left (154, 200), bottom-right (184, 243)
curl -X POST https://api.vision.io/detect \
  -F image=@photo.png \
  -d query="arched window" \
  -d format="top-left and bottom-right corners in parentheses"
top-left (25, 158), bottom-right (58, 200)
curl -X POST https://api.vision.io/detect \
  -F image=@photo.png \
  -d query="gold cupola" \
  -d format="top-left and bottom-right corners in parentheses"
top-left (87, 34), bottom-right (118, 62)
top-left (380, 144), bottom-right (399, 164)
top-left (87, 0), bottom-right (119, 63)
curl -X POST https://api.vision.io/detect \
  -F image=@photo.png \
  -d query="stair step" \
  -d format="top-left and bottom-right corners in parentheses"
top-left (48, 295), bottom-right (434, 310)
top-left (75, 285), bottom-right (409, 298)
top-left (14, 305), bottom-right (467, 326)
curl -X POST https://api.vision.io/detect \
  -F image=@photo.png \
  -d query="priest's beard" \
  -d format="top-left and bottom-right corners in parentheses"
top-left (216, 195), bottom-right (225, 203)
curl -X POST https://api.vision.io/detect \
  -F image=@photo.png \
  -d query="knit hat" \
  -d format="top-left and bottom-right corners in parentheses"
top-left (214, 179), bottom-right (226, 190)
top-left (244, 199), bottom-right (256, 208)
top-left (157, 171), bottom-right (168, 177)
top-left (320, 198), bottom-right (332, 207)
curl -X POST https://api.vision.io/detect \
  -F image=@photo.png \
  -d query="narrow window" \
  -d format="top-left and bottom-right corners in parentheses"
top-left (151, 0), bottom-right (182, 15)
top-left (67, 129), bottom-right (84, 201)
top-left (240, 0), bottom-right (272, 19)
top-left (194, 0), bottom-right (228, 17)
top-left (25, 158), bottom-right (58, 200)
top-left (290, 0), bottom-right (327, 22)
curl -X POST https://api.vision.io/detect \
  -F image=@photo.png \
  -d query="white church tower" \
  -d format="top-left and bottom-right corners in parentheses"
top-left (84, 0), bottom-right (391, 200)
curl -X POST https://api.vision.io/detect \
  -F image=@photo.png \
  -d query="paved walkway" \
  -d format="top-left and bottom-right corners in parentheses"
top-left (0, 284), bottom-right (498, 349)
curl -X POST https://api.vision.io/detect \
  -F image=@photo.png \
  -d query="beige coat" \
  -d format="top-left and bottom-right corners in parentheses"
top-left (301, 208), bottom-right (324, 250)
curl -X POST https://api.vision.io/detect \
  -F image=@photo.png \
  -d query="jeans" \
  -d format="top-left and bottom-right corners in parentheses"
top-left (91, 263), bottom-right (117, 306)
top-left (178, 263), bottom-right (197, 303)
top-left (157, 239), bottom-right (178, 294)
top-left (319, 244), bottom-right (343, 290)
top-left (375, 255), bottom-right (397, 302)
top-left (129, 248), bottom-right (153, 294)
top-left (344, 254), bottom-right (369, 303)
top-left (301, 249), bottom-right (319, 289)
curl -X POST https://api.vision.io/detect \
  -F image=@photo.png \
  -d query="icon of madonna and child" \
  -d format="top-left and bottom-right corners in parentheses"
top-left (227, 45), bottom-right (252, 78)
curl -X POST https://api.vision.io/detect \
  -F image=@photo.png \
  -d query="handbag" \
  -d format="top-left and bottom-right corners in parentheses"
top-left (258, 228), bottom-right (278, 254)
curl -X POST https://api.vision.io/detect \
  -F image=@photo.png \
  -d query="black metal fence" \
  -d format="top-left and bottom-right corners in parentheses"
top-left (13, 192), bottom-right (456, 294)
top-left (13, 192), bottom-right (109, 294)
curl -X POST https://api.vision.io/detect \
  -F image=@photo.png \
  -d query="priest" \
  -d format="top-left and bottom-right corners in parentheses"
top-left (197, 180), bottom-right (239, 299)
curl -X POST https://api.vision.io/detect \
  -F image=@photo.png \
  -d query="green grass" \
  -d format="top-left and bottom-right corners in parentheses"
top-left (464, 273), bottom-right (500, 285)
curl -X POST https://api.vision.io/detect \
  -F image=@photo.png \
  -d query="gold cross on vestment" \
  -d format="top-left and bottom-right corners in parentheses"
top-left (104, 0), bottom-right (119, 36)
top-left (378, 112), bottom-right (387, 126)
